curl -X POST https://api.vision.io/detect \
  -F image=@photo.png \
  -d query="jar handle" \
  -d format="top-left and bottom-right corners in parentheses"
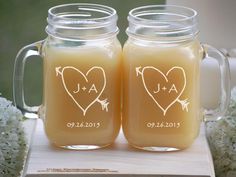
top-left (202, 44), bottom-right (231, 121)
top-left (13, 41), bottom-right (44, 119)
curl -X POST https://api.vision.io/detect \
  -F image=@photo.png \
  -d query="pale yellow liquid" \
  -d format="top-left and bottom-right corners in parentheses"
top-left (122, 39), bottom-right (203, 150)
top-left (42, 40), bottom-right (122, 149)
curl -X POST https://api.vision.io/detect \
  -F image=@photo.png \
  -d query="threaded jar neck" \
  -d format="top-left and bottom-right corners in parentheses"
top-left (127, 5), bottom-right (198, 42)
top-left (46, 3), bottom-right (119, 40)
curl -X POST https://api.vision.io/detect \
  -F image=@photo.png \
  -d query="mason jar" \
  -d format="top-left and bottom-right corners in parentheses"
top-left (13, 3), bottom-right (122, 150)
top-left (122, 5), bottom-right (230, 151)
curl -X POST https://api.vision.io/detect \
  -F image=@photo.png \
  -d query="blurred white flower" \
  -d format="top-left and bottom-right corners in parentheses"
top-left (0, 96), bottom-right (26, 177)
top-left (207, 87), bottom-right (236, 177)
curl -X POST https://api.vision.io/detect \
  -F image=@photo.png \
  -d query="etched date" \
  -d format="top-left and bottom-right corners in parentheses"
top-left (66, 121), bottom-right (101, 129)
top-left (146, 122), bottom-right (181, 128)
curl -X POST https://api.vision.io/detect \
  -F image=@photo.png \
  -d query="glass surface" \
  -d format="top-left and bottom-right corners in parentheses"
top-left (122, 5), bottom-right (230, 151)
top-left (123, 38), bottom-right (203, 150)
top-left (13, 3), bottom-right (122, 150)
top-left (42, 37), bottom-right (122, 149)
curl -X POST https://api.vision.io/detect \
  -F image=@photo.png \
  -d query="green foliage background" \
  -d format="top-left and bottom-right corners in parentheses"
top-left (0, 0), bottom-right (165, 106)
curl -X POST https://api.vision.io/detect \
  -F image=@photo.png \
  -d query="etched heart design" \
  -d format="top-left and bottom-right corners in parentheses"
top-left (56, 66), bottom-right (106, 116)
top-left (138, 66), bottom-right (186, 115)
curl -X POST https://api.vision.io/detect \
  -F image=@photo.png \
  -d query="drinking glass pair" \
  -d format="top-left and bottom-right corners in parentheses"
top-left (13, 3), bottom-right (230, 151)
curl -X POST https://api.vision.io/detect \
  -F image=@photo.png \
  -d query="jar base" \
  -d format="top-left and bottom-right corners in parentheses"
top-left (133, 145), bottom-right (181, 152)
top-left (60, 144), bottom-right (110, 150)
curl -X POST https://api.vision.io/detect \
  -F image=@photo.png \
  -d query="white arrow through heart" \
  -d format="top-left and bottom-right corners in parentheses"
top-left (136, 66), bottom-right (189, 116)
top-left (56, 66), bottom-right (109, 116)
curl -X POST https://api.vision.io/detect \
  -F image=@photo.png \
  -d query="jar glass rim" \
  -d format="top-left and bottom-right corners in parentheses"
top-left (48, 3), bottom-right (117, 23)
top-left (127, 5), bottom-right (199, 42)
top-left (128, 5), bottom-right (197, 23)
top-left (46, 3), bottom-right (118, 40)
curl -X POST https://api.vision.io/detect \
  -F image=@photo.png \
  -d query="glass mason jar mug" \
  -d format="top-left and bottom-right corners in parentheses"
top-left (122, 5), bottom-right (231, 151)
top-left (13, 4), bottom-right (122, 150)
